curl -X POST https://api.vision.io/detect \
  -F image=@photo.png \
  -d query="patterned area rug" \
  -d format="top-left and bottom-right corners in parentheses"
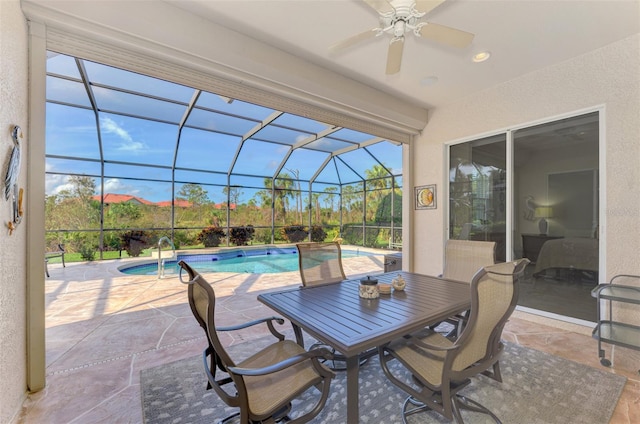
top-left (141, 340), bottom-right (625, 424)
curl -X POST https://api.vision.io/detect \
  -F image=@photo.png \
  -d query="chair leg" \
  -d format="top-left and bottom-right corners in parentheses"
top-left (453, 395), bottom-right (502, 424)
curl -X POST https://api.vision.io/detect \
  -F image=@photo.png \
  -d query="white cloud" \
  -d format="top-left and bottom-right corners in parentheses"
top-left (45, 174), bottom-right (71, 196)
top-left (100, 117), bottom-right (148, 152)
top-left (103, 178), bottom-right (139, 195)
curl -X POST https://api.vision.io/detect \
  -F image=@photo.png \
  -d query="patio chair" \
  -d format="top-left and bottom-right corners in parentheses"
top-left (45, 243), bottom-right (66, 278)
top-left (296, 241), bottom-right (373, 370)
top-left (296, 241), bottom-right (347, 286)
top-left (178, 260), bottom-right (335, 424)
top-left (440, 240), bottom-right (496, 337)
top-left (378, 259), bottom-right (529, 424)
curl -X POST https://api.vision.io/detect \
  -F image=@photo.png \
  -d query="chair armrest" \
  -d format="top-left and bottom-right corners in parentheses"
top-left (216, 316), bottom-right (284, 332)
top-left (408, 335), bottom-right (458, 352)
top-left (227, 347), bottom-right (334, 377)
top-left (217, 316), bottom-right (290, 341)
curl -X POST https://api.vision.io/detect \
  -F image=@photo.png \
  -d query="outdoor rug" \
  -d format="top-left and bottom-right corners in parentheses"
top-left (141, 341), bottom-right (626, 424)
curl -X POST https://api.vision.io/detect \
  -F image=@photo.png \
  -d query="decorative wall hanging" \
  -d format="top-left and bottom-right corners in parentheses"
top-left (4, 125), bottom-right (24, 235)
top-left (415, 184), bottom-right (436, 210)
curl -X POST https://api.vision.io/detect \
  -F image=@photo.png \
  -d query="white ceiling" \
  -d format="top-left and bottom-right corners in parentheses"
top-left (164, 0), bottom-right (640, 109)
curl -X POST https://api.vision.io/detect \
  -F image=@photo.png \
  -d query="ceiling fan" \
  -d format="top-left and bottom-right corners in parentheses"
top-left (331, 0), bottom-right (474, 75)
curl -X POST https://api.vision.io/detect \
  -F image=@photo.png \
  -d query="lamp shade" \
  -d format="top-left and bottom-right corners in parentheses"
top-left (534, 206), bottom-right (553, 218)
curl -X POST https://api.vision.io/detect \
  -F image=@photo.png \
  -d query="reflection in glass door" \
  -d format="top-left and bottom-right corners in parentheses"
top-left (449, 134), bottom-right (506, 261)
top-left (448, 112), bottom-right (599, 322)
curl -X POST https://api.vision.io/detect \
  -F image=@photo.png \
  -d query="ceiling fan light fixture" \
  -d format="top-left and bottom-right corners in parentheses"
top-left (472, 51), bottom-right (491, 63)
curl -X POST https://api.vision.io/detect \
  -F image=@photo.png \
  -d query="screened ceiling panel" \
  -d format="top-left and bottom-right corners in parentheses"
top-left (176, 128), bottom-right (240, 171)
top-left (104, 162), bottom-right (170, 181)
top-left (365, 141), bottom-right (402, 173)
top-left (305, 137), bottom-right (354, 153)
top-left (251, 125), bottom-right (314, 145)
top-left (100, 113), bottom-right (177, 166)
top-left (175, 169), bottom-right (228, 186)
top-left (232, 139), bottom-right (288, 175)
top-left (46, 157), bottom-right (101, 176)
top-left (329, 128), bottom-right (374, 143)
top-left (280, 148), bottom-right (330, 181)
top-left (45, 52), bottom-right (403, 203)
top-left (272, 114), bottom-right (330, 134)
top-left (337, 148), bottom-right (385, 177)
top-left (46, 76), bottom-right (92, 107)
top-left (92, 87), bottom-right (186, 123)
top-left (46, 103), bottom-right (100, 159)
top-left (195, 92), bottom-right (276, 120)
top-left (46, 52), bottom-right (82, 78)
top-left (185, 108), bottom-right (257, 134)
top-left (331, 159), bottom-right (363, 184)
top-left (230, 175), bottom-right (271, 189)
top-left (83, 60), bottom-right (196, 103)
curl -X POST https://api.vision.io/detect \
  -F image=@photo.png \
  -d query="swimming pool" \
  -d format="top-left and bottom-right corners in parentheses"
top-left (119, 247), bottom-right (373, 275)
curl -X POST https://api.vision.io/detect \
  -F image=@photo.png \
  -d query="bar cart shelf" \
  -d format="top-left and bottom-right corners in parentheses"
top-left (591, 274), bottom-right (640, 368)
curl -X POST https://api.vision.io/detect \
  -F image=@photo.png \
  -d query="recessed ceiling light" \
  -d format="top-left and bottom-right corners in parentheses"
top-left (472, 51), bottom-right (491, 63)
top-left (420, 76), bottom-right (439, 86)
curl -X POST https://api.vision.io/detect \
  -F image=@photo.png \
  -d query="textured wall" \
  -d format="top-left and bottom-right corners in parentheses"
top-left (412, 34), bottom-right (640, 279)
top-left (0, 0), bottom-right (29, 422)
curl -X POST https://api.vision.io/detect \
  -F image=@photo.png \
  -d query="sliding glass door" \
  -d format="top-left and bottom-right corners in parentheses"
top-left (448, 112), bottom-right (599, 322)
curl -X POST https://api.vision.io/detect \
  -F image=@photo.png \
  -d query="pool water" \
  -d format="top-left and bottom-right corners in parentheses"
top-left (120, 247), bottom-right (372, 275)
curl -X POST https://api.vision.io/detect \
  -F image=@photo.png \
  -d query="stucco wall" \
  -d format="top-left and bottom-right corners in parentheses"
top-left (411, 34), bottom-right (640, 279)
top-left (0, 0), bottom-right (29, 422)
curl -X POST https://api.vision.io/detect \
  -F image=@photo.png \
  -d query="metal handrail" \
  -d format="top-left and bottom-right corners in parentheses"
top-left (157, 236), bottom-right (176, 279)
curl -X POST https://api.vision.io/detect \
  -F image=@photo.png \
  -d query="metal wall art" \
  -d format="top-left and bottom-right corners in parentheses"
top-left (415, 184), bottom-right (436, 210)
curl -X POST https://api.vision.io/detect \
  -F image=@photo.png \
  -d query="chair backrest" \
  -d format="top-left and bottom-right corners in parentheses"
top-left (449, 258), bottom-right (529, 377)
top-left (178, 260), bottom-right (239, 406)
top-left (296, 242), bottom-right (346, 286)
top-left (443, 240), bottom-right (496, 283)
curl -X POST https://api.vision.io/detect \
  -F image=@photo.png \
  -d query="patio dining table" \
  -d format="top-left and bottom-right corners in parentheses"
top-left (257, 271), bottom-right (471, 423)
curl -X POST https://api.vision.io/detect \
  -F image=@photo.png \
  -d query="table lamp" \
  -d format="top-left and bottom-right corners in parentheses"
top-left (535, 206), bottom-right (553, 235)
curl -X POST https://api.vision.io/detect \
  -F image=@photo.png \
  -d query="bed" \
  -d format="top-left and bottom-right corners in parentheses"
top-left (533, 237), bottom-right (599, 277)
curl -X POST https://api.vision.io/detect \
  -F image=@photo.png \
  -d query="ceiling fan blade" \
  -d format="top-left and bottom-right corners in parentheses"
top-left (330, 29), bottom-right (378, 52)
top-left (362, 0), bottom-right (394, 14)
top-left (386, 37), bottom-right (404, 75)
top-left (418, 22), bottom-right (474, 48)
top-left (415, 0), bottom-right (447, 15)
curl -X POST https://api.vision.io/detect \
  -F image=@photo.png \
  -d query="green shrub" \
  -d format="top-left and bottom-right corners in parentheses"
top-left (229, 225), bottom-right (255, 246)
top-left (197, 226), bottom-right (226, 247)
top-left (79, 245), bottom-right (96, 261)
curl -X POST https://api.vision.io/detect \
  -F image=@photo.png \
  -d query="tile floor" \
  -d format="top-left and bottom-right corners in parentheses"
top-left (17, 249), bottom-right (640, 423)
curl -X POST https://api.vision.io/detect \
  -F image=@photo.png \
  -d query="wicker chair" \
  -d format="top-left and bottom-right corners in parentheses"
top-left (379, 259), bottom-right (529, 424)
top-left (178, 260), bottom-right (335, 424)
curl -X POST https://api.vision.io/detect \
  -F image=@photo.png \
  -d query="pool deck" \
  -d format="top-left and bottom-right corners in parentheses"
top-left (18, 246), bottom-right (640, 423)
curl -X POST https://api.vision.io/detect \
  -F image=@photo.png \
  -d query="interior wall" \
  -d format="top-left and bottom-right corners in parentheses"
top-left (412, 34), bottom-right (640, 279)
top-left (0, 0), bottom-right (29, 422)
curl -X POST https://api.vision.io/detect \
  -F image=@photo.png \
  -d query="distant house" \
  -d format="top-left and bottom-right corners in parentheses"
top-left (156, 199), bottom-right (192, 208)
top-left (93, 193), bottom-right (154, 206)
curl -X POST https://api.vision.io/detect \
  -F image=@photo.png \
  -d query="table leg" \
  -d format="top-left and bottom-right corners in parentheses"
top-left (292, 324), bottom-right (304, 348)
top-left (346, 355), bottom-right (360, 423)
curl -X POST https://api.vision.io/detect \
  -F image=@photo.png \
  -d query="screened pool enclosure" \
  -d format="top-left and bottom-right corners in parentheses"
top-left (45, 52), bottom-right (403, 259)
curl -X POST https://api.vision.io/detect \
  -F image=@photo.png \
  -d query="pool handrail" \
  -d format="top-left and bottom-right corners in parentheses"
top-left (156, 236), bottom-right (176, 279)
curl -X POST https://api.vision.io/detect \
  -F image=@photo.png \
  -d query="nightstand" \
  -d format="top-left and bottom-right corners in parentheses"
top-left (521, 234), bottom-right (563, 263)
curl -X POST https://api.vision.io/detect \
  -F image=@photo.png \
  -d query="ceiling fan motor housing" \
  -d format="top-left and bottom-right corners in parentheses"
top-left (380, 2), bottom-right (425, 38)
